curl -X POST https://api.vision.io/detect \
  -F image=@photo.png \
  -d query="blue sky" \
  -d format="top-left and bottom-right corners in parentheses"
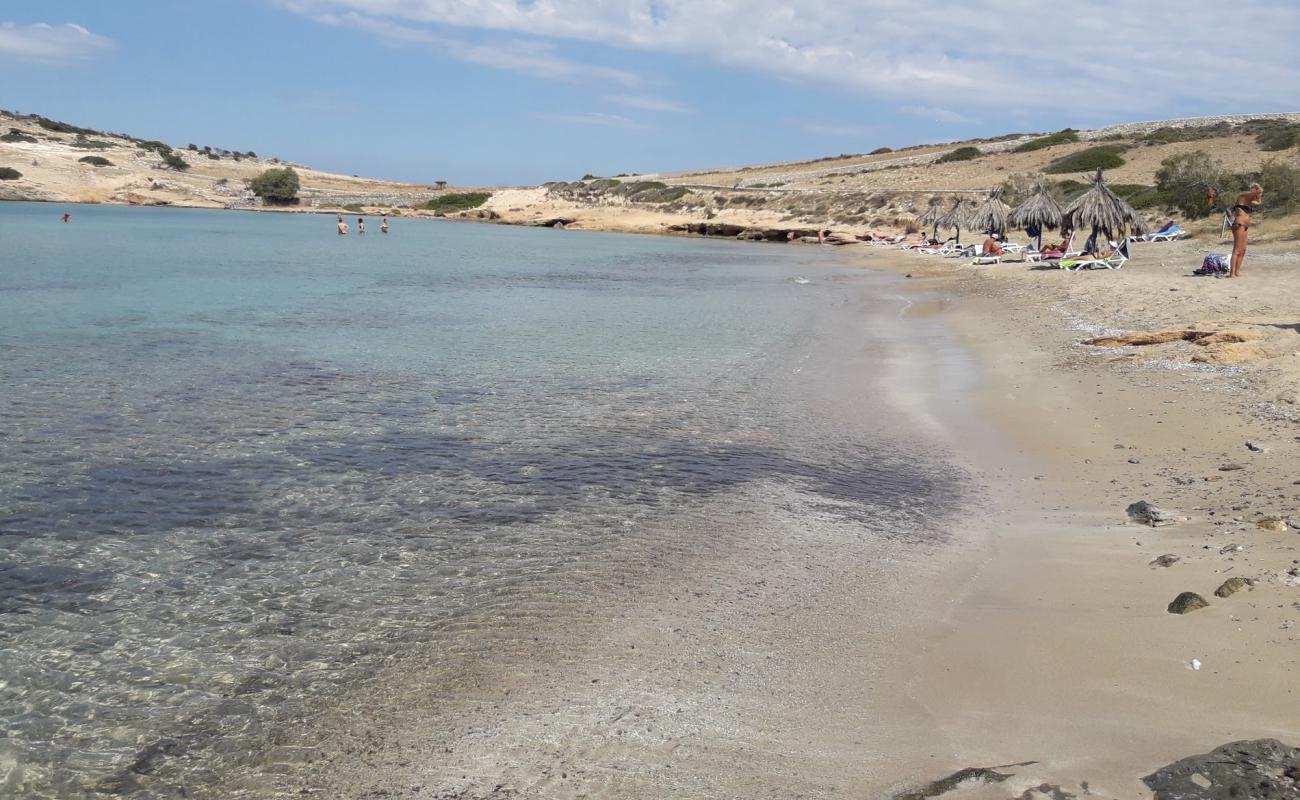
top-left (4, 1), bottom-right (1299, 185)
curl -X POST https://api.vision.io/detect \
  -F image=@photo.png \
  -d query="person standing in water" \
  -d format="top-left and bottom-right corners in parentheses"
top-left (1229, 183), bottom-right (1263, 278)
top-left (357, 218), bottom-right (366, 234)
top-left (62, 213), bottom-right (71, 223)
top-left (380, 216), bottom-right (389, 234)
top-left (337, 218), bottom-right (349, 235)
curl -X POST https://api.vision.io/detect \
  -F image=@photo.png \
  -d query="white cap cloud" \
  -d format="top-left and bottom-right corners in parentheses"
top-left (0, 22), bottom-right (112, 63)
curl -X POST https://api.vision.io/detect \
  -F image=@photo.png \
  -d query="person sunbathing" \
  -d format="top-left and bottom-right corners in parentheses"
top-left (982, 235), bottom-right (1005, 256)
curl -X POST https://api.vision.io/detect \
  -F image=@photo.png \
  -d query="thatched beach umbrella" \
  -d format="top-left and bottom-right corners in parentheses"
top-left (916, 197), bottom-right (945, 239)
top-left (935, 198), bottom-right (970, 245)
top-left (1062, 170), bottom-right (1149, 249)
top-left (1010, 183), bottom-right (1063, 249)
top-left (967, 188), bottom-right (1011, 239)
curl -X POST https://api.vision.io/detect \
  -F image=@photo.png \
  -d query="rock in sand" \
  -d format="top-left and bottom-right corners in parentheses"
top-left (1214, 577), bottom-right (1254, 598)
top-left (1167, 592), bottom-right (1210, 614)
top-left (1143, 739), bottom-right (1300, 799)
top-left (1127, 500), bottom-right (1177, 527)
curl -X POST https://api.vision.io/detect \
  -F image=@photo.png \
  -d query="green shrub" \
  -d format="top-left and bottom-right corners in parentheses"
top-left (1258, 158), bottom-right (1300, 214)
top-left (249, 166), bottom-right (300, 203)
top-left (1141, 123), bottom-right (1232, 145)
top-left (936, 146), bottom-right (981, 163)
top-left (1043, 144), bottom-right (1127, 174)
top-left (1154, 150), bottom-right (1225, 217)
top-left (34, 116), bottom-right (101, 136)
top-left (869, 147), bottom-right (893, 155)
top-left (587, 178), bottom-right (621, 190)
top-left (749, 181), bottom-right (786, 188)
top-left (1051, 179), bottom-right (1088, 200)
top-left (1, 129), bottom-right (37, 143)
top-left (423, 192), bottom-right (491, 213)
top-left (632, 186), bottom-right (691, 203)
top-left (207, 152), bottom-right (221, 160)
top-left (615, 180), bottom-right (668, 195)
top-left (1256, 125), bottom-right (1300, 152)
top-left (0, 166), bottom-right (21, 180)
top-left (1109, 183), bottom-right (1162, 208)
top-left (1013, 129), bottom-right (1079, 152)
top-left (341, 204), bottom-right (364, 213)
top-left (187, 143), bottom-right (198, 151)
top-left (71, 134), bottom-right (112, 149)
top-left (139, 140), bottom-right (172, 154)
top-left (78, 155), bottom-right (113, 167)
top-left (160, 151), bottom-right (189, 171)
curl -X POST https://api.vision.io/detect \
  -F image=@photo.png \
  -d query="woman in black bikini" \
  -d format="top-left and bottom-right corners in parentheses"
top-left (1229, 183), bottom-right (1263, 278)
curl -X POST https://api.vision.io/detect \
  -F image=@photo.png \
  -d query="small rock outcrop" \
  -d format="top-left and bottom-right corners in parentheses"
top-left (1127, 501), bottom-right (1177, 527)
top-left (1143, 739), bottom-right (1300, 799)
top-left (1167, 592), bottom-right (1210, 614)
top-left (1214, 577), bottom-right (1254, 598)
top-left (893, 766), bottom-right (1016, 799)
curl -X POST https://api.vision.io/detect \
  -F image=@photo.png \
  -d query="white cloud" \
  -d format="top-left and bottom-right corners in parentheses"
top-left (603, 94), bottom-right (689, 113)
top-left (535, 111), bottom-right (643, 128)
top-left (900, 106), bottom-right (975, 124)
top-left (275, 0), bottom-right (1300, 114)
top-left (0, 21), bottom-right (112, 63)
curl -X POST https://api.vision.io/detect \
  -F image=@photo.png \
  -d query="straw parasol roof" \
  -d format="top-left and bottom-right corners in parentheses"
top-left (1010, 183), bottom-right (1064, 247)
top-left (967, 188), bottom-right (1011, 237)
top-left (1062, 170), bottom-right (1149, 242)
top-left (916, 197), bottom-right (945, 237)
top-left (935, 198), bottom-right (970, 244)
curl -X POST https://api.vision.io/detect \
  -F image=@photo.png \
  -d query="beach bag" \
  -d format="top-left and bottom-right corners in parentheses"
top-left (1194, 254), bottom-right (1228, 275)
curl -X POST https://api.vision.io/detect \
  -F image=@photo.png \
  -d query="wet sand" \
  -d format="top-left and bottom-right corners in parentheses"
top-left (300, 241), bottom-right (1300, 800)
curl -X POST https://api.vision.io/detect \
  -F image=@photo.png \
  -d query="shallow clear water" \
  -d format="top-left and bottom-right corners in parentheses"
top-left (0, 203), bottom-right (961, 798)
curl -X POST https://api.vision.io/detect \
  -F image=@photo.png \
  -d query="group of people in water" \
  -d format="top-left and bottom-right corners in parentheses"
top-left (336, 214), bottom-right (389, 235)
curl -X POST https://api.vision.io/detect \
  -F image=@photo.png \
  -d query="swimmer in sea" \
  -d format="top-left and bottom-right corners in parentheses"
top-left (62, 213), bottom-right (71, 223)
top-left (357, 218), bottom-right (365, 234)
top-left (380, 216), bottom-right (389, 234)
top-left (337, 219), bottom-right (348, 235)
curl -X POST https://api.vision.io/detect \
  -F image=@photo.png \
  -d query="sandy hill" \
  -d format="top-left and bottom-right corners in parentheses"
top-left (4, 110), bottom-right (1300, 236)
top-left (0, 111), bottom-right (444, 211)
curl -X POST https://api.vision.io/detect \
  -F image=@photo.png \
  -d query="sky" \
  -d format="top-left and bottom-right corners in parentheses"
top-left (4, 1), bottom-right (1299, 185)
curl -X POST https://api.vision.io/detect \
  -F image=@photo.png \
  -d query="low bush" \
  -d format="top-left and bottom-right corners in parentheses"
top-left (1043, 144), bottom-right (1127, 174)
top-left (632, 186), bottom-right (690, 203)
top-left (249, 166), bottom-right (300, 203)
top-left (614, 180), bottom-right (668, 196)
top-left (1013, 129), bottom-right (1079, 152)
top-left (207, 152), bottom-right (221, 160)
top-left (1154, 150), bottom-right (1225, 217)
top-left (138, 140), bottom-right (173, 156)
top-left (1110, 183), bottom-right (1163, 208)
top-left (936, 146), bottom-right (981, 163)
top-left (1256, 124), bottom-right (1300, 152)
top-left (1051, 179), bottom-right (1088, 200)
top-left (869, 146), bottom-right (893, 155)
top-left (0, 166), bottom-right (22, 180)
top-left (78, 155), bottom-right (113, 167)
top-left (1140, 123), bottom-right (1232, 145)
top-left (160, 151), bottom-right (189, 171)
top-left (34, 116), bottom-right (101, 136)
top-left (423, 192), bottom-right (491, 213)
top-left (587, 178), bottom-right (621, 190)
top-left (1, 129), bottom-right (37, 143)
top-left (1258, 158), bottom-right (1300, 214)
top-left (71, 134), bottom-right (112, 149)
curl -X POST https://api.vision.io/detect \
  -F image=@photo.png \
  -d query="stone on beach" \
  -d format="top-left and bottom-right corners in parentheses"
top-left (1149, 554), bottom-right (1180, 568)
top-left (1257, 517), bottom-right (1289, 532)
top-left (1167, 592), bottom-right (1210, 614)
top-left (1213, 577), bottom-right (1254, 598)
top-left (1143, 739), bottom-right (1300, 799)
top-left (1127, 500), bottom-right (1177, 527)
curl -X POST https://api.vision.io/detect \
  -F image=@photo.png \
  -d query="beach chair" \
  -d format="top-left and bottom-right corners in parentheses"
top-left (965, 254), bottom-right (1001, 266)
top-left (1147, 227), bottom-right (1189, 242)
top-left (1024, 232), bottom-right (1075, 263)
top-left (1060, 241), bottom-right (1130, 271)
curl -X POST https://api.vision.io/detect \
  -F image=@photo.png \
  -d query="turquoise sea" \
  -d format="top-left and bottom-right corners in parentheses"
top-left (0, 203), bottom-right (965, 798)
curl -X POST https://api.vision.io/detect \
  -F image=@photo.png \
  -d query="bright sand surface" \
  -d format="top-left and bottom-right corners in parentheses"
top-left (306, 234), bottom-right (1300, 800)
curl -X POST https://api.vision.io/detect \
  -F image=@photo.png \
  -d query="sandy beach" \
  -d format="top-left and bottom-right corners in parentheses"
top-left (6, 107), bottom-right (1300, 797)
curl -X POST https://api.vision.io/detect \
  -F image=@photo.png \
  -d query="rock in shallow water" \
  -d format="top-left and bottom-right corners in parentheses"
top-left (1143, 738), bottom-right (1300, 799)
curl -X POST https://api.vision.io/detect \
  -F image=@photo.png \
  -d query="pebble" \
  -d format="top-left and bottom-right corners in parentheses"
top-left (1220, 464), bottom-right (1246, 471)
